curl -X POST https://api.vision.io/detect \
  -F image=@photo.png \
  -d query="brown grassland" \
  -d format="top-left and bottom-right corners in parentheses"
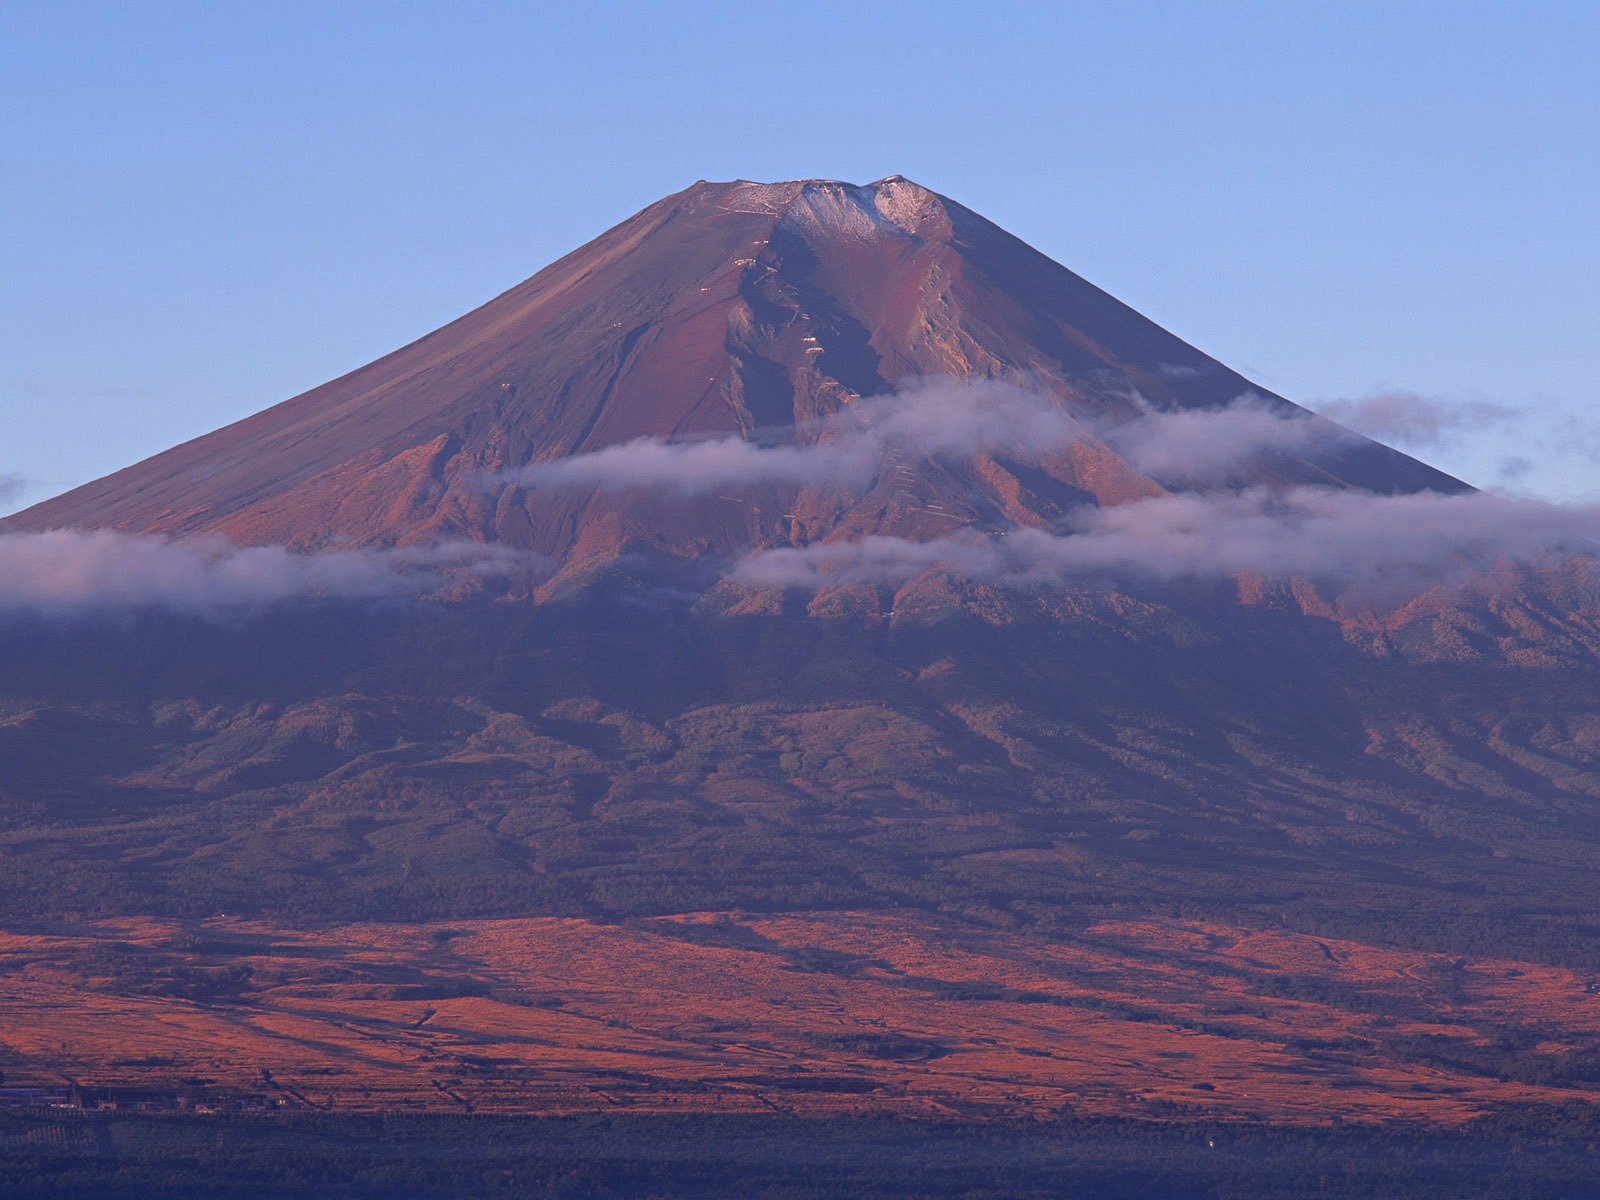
top-left (3, 910), bottom-right (1597, 1126)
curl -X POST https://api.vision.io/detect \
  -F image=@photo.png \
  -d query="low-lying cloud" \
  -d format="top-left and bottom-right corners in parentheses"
top-left (509, 434), bottom-right (880, 493)
top-left (496, 381), bottom-right (1340, 497)
top-left (499, 380), bottom-right (1082, 495)
top-left (0, 530), bottom-right (535, 618)
top-left (494, 379), bottom-right (1600, 600)
top-left (731, 488), bottom-right (1600, 596)
top-left (15, 383), bottom-right (1595, 615)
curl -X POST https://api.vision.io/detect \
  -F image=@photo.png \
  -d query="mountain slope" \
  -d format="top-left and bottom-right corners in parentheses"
top-left (0, 177), bottom-right (1584, 949)
top-left (5, 177), bottom-right (1461, 569)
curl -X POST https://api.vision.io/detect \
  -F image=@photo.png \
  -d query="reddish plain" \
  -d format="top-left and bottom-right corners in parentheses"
top-left (2, 911), bottom-right (1596, 1127)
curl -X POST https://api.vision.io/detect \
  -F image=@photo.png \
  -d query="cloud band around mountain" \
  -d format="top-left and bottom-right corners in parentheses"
top-left (497, 380), bottom-right (1084, 495)
top-left (496, 380), bottom-right (1358, 496)
top-left (0, 530), bottom-right (535, 617)
top-left (730, 487), bottom-right (1600, 594)
top-left (7, 384), bottom-right (1598, 615)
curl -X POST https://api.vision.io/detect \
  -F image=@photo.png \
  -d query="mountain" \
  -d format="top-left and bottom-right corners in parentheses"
top-left (6, 177), bottom-right (1459, 568)
top-left (3, 179), bottom-right (1600, 1127)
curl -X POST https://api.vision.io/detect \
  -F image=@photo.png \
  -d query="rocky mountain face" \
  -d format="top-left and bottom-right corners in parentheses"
top-left (3, 181), bottom-right (1600, 1122)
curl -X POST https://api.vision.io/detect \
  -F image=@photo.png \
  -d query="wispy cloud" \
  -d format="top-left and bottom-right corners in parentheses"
top-left (498, 379), bottom-right (1083, 495)
top-left (0, 474), bottom-right (26, 507)
top-left (1315, 390), bottom-right (1519, 448)
top-left (501, 379), bottom-right (1600, 601)
top-left (731, 488), bottom-right (1600, 597)
top-left (1097, 395), bottom-right (1354, 482)
top-left (507, 434), bottom-right (880, 493)
top-left (16, 383), bottom-right (1592, 616)
top-left (497, 380), bottom-right (1353, 496)
top-left (1311, 391), bottom-right (1600, 503)
top-left (0, 531), bottom-right (537, 618)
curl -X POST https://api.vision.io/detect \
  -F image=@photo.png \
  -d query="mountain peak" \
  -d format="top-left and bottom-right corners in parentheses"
top-left (684, 176), bottom-right (950, 240)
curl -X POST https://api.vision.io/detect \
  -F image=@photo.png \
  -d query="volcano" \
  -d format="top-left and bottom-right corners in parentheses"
top-left (3, 180), bottom-right (1600, 1131)
top-left (7, 176), bottom-right (1459, 568)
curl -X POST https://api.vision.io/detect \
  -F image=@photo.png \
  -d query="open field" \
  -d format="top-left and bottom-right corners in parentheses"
top-left (4, 910), bottom-right (1598, 1126)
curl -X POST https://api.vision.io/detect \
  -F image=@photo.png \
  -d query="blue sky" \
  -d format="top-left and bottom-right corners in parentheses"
top-left (2, 0), bottom-right (1595, 514)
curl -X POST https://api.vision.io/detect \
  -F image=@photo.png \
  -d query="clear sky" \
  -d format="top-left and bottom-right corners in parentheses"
top-left (2, 0), bottom-right (1596, 515)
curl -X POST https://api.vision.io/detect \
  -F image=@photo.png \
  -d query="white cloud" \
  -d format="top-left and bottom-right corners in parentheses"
top-left (497, 378), bottom-right (1082, 495)
top-left (496, 379), bottom-right (1356, 496)
top-left (0, 530), bottom-right (537, 617)
top-left (731, 487), bottom-right (1600, 596)
top-left (506, 433), bottom-right (880, 493)
top-left (17, 382), bottom-right (1591, 615)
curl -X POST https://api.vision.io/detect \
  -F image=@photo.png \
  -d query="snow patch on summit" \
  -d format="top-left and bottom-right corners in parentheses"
top-left (721, 177), bottom-right (943, 239)
top-left (872, 177), bottom-right (943, 233)
top-left (782, 183), bottom-right (896, 243)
